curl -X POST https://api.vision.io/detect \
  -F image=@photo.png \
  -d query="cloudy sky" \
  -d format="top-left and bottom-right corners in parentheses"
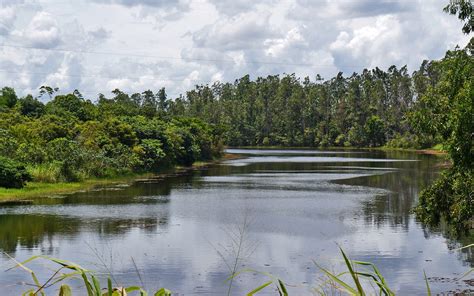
top-left (0, 0), bottom-right (470, 101)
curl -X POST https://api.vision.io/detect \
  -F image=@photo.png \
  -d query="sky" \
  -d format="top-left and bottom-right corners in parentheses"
top-left (0, 0), bottom-right (471, 101)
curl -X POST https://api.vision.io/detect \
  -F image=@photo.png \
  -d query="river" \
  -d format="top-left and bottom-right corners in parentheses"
top-left (0, 149), bottom-right (472, 295)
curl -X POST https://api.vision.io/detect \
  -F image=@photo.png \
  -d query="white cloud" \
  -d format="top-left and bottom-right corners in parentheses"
top-left (192, 11), bottom-right (277, 51)
top-left (12, 12), bottom-right (60, 48)
top-left (265, 27), bottom-right (307, 58)
top-left (0, 6), bottom-right (16, 36)
top-left (0, 0), bottom-right (470, 99)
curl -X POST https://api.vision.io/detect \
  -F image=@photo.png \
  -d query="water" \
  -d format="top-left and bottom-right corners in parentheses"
top-left (0, 149), bottom-right (472, 295)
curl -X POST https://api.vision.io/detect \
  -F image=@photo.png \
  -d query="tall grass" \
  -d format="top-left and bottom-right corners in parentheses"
top-left (5, 246), bottom-right (474, 295)
top-left (4, 253), bottom-right (171, 296)
top-left (313, 247), bottom-right (395, 295)
top-left (28, 163), bottom-right (63, 183)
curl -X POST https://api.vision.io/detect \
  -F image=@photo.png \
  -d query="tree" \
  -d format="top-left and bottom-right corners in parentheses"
top-left (444, 0), bottom-right (473, 34)
top-left (38, 86), bottom-right (59, 100)
top-left (0, 87), bottom-right (18, 109)
top-left (0, 156), bottom-right (32, 188)
top-left (414, 41), bottom-right (473, 229)
top-left (364, 115), bottom-right (386, 147)
top-left (137, 139), bottom-right (166, 171)
top-left (19, 95), bottom-right (45, 117)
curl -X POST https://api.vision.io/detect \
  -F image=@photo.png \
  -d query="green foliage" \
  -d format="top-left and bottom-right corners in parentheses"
top-left (0, 156), bottom-right (32, 188)
top-left (0, 87), bottom-right (18, 109)
top-left (385, 132), bottom-right (422, 149)
top-left (168, 65), bottom-right (430, 148)
top-left (0, 87), bottom-right (222, 186)
top-left (412, 39), bottom-right (473, 229)
top-left (137, 139), bottom-right (166, 171)
top-left (364, 115), bottom-right (385, 147)
top-left (314, 248), bottom-right (395, 296)
top-left (7, 255), bottom-right (171, 296)
top-left (19, 95), bottom-right (45, 117)
top-left (416, 169), bottom-right (473, 230)
top-left (443, 0), bottom-right (473, 34)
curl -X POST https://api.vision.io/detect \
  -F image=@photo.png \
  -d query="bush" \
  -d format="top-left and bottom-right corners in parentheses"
top-left (415, 168), bottom-right (474, 231)
top-left (136, 139), bottom-right (166, 171)
top-left (28, 162), bottom-right (62, 183)
top-left (0, 156), bottom-right (32, 188)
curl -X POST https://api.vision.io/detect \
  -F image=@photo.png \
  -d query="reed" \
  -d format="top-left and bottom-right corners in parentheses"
top-left (4, 253), bottom-right (171, 296)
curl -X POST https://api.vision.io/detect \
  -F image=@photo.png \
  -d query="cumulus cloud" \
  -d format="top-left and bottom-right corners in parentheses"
top-left (12, 12), bottom-right (60, 48)
top-left (91, 0), bottom-right (192, 22)
top-left (207, 0), bottom-right (277, 16)
top-left (334, 0), bottom-right (409, 19)
top-left (88, 27), bottom-right (110, 41)
top-left (265, 27), bottom-right (307, 58)
top-left (192, 11), bottom-right (277, 51)
top-left (91, 0), bottom-right (190, 8)
top-left (0, 6), bottom-right (16, 36)
top-left (328, 1), bottom-right (470, 73)
top-left (0, 0), bottom-right (470, 99)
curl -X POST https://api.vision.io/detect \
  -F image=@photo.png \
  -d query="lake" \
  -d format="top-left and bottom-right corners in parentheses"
top-left (0, 149), bottom-right (472, 295)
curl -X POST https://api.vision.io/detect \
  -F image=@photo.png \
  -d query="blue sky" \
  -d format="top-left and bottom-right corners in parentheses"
top-left (0, 0), bottom-right (470, 100)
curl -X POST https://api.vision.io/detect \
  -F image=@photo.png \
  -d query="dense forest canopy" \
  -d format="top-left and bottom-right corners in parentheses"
top-left (0, 87), bottom-right (224, 186)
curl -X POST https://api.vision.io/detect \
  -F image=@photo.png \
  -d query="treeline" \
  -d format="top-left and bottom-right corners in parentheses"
top-left (176, 38), bottom-right (472, 231)
top-left (0, 87), bottom-right (223, 187)
top-left (165, 58), bottom-right (445, 149)
top-left (176, 36), bottom-right (471, 228)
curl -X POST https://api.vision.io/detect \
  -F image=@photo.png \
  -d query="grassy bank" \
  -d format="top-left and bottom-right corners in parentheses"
top-left (0, 155), bottom-right (235, 202)
top-left (0, 173), bottom-right (154, 201)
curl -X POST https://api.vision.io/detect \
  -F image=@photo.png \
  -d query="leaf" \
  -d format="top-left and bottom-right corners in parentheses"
top-left (92, 275), bottom-right (102, 295)
top-left (154, 288), bottom-right (172, 296)
top-left (424, 270), bottom-right (431, 296)
top-left (340, 247), bottom-right (365, 295)
top-left (277, 279), bottom-right (288, 296)
top-left (59, 284), bottom-right (73, 296)
top-left (247, 280), bottom-right (273, 295)
top-left (108, 278), bottom-right (113, 296)
top-left (316, 263), bottom-right (359, 295)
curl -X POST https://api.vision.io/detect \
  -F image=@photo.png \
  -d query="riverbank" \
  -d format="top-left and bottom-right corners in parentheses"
top-left (0, 154), bottom-right (237, 203)
top-left (228, 145), bottom-right (448, 155)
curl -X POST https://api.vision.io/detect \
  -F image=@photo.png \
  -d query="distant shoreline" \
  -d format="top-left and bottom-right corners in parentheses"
top-left (226, 146), bottom-right (448, 155)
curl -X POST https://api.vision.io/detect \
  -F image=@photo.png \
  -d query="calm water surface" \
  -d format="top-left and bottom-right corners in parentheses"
top-left (0, 149), bottom-right (473, 295)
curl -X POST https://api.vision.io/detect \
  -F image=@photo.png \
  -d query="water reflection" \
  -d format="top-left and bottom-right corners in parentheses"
top-left (0, 149), bottom-right (472, 295)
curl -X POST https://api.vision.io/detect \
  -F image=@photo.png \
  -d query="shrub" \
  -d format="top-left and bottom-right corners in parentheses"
top-left (262, 136), bottom-right (270, 146)
top-left (137, 139), bottom-right (166, 171)
top-left (0, 156), bottom-right (32, 188)
top-left (415, 168), bottom-right (474, 231)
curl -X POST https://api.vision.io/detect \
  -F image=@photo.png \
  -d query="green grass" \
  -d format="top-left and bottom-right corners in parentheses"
top-left (0, 157), bottom-right (220, 202)
top-left (0, 173), bottom-right (153, 201)
top-left (430, 143), bottom-right (446, 151)
top-left (5, 254), bottom-right (171, 296)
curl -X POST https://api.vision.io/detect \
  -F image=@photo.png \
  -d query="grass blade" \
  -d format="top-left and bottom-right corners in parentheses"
top-left (278, 279), bottom-right (288, 296)
top-left (58, 284), bottom-right (72, 296)
top-left (247, 280), bottom-right (273, 295)
top-left (339, 248), bottom-right (365, 295)
top-left (424, 270), bottom-right (431, 296)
